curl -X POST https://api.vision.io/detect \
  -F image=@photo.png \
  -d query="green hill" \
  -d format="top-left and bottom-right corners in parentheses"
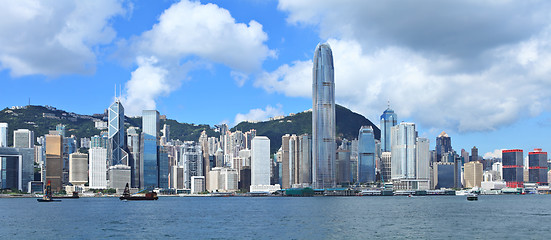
top-left (0, 105), bottom-right (218, 146)
top-left (232, 104), bottom-right (381, 154)
top-left (0, 104), bottom-right (379, 154)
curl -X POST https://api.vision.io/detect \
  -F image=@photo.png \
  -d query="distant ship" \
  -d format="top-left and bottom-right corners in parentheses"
top-left (37, 180), bottom-right (61, 202)
top-left (119, 183), bottom-right (158, 201)
top-left (53, 191), bottom-right (80, 199)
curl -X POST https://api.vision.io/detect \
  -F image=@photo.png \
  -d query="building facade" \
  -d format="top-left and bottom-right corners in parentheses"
top-left (528, 149), bottom-right (548, 184)
top-left (502, 149), bottom-right (524, 188)
top-left (380, 107), bottom-right (397, 152)
top-left (358, 126), bottom-right (376, 183)
top-left (312, 43), bottom-right (336, 189)
top-left (108, 100), bottom-right (126, 166)
top-left (141, 110), bottom-right (159, 189)
top-left (251, 136), bottom-right (270, 186)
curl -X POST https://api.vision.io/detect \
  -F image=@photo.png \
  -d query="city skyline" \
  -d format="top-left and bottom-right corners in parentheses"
top-left (2, 0), bottom-right (551, 157)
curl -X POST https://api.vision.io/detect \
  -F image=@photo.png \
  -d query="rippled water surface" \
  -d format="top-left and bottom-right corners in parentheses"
top-left (1, 195), bottom-right (550, 239)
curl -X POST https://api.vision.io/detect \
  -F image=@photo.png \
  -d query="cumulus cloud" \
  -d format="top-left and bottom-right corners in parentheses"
top-left (0, 0), bottom-right (126, 76)
top-left (260, 0), bottom-right (551, 132)
top-left (121, 0), bottom-right (273, 115)
top-left (484, 149), bottom-right (505, 159)
top-left (234, 105), bottom-right (284, 126)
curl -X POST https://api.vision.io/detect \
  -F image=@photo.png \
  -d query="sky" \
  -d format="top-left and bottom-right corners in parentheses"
top-left (1, 0), bottom-right (551, 158)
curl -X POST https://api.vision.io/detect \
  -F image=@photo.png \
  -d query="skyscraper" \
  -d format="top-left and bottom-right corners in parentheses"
top-left (391, 123), bottom-right (417, 180)
top-left (0, 123), bottom-right (7, 147)
top-left (435, 131), bottom-right (452, 162)
top-left (108, 99), bottom-right (126, 166)
top-left (502, 149), bottom-right (524, 188)
top-left (69, 152), bottom-right (88, 186)
top-left (380, 106), bottom-right (397, 152)
top-left (141, 110), bottom-right (159, 189)
top-left (471, 146), bottom-right (478, 162)
top-left (13, 129), bottom-right (34, 148)
top-left (89, 147), bottom-right (107, 189)
top-left (464, 161), bottom-right (483, 188)
top-left (298, 134), bottom-right (312, 185)
top-left (45, 134), bottom-right (63, 192)
top-left (528, 149), bottom-right (547, 184)
top-left (127, 127), bottom-right (140, 188)
top-left (312, 43), bottom-right (336, 189)
top-left (251, 136), bottom-right (270, 187)
top-left (358, 126), bottom-right (376, 183)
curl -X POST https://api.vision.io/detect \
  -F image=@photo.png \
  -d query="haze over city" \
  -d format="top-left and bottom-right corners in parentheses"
top-left (2, 0), bottom-right (551, 157)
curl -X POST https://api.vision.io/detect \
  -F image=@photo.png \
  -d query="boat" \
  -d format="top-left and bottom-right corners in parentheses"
top-left (37, 180), bottom-right (61, 202)
top-left (467, 193), bottom-right (478, 201)
top-left (119, 183), bottom-right (158, 201)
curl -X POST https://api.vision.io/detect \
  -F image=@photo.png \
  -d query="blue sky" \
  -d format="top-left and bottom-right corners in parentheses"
top-left (1, 0), bottom-right (551, 158)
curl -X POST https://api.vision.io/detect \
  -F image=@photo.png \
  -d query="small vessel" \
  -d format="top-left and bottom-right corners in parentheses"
top-left (119, 183), bottom-right (158, 201)
top-left (37, 181), bottom-right (61, 202)
top-left (467, 193), bottom-right (478, 201)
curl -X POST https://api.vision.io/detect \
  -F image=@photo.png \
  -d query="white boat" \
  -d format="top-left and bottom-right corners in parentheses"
top-left (467, 193), bottom-right (478, 201)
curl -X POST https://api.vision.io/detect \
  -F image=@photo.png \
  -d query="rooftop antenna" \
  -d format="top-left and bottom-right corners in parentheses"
top-left (387, 100), bottom-right (390, 109)
top-left (114, 84), bottom-right (117, 102)
top-left (119, 84), bottom-right (122, 101)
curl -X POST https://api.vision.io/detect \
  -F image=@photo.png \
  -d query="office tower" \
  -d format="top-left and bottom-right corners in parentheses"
top-left (69, 152), bottom-right (88, 188)
top-left (464, 161), bottom-right (483, 188)
top-left (108, 99), bottom-right (126, 166)
top-left (381, 152), bottom-right (392, 182)
top-left (492, 162), bottom-right (503, 180)
top-left (416, 138), bottom-right (430, 184)
top-left (191, 176), bottom-right (205, 194)
top-left (298, 134), bottom-right (312, 185)
top-left (208, 167), bottom-right (238, 192)
top-left (107, 165), bottom-right (131, 190)
top-left (434, 162), bottom-right (455, 189)
top-left (45, 134), bottom-right (63, 192)
top-left (141, 110), bottom-right (159, 189)
top-left (89, 147), bottom-right (107, 189)
top-left (171, 165), bottom-right (185, 189)
top-left (288, 134), bottom-right (300, 186)
top-left (199, 131), bottom-right (210, 189)
top-left (358, 126), bottom-right (376, 183)
top-left (502, 149), bottom-right (524, 188)
top-left (239, 166), bottom-right (251, 192)
top-left (127, 127), bottom-right (140, 188)
top-left (215, 148), bottom-right (224, 167)
top-left (380, 106), bottom-right (397, 152)
top-left (251, 136), bottom-right (270, 187)
top-left (391, 123), bottom-right (417, 180)
top-left (13, 129), bottom-right (34, 148)
top-left (336, 149), bottom-right (351, 185)
top-left (0, 147), bottom-right (34, 192)
top-left (181, 142), bottom-right (203, 189)
top-left (461, 149), bottom-right (469, 164)
top-left (529, 149), bottom-right (548, 184)
top-left (161, 124), bottom-right (170, 144)
top-left (80, 138), bottom-right (91, 149)
top-left (435, 131), bottom-right (452, 162)
top-left (471, 146), bottom-right (478, 162)
top-left (158, 146), bottom-right (169, 189)
top-left (0, 123), bottom-right (7, 147)
top-left (281, 134), bottom-right (291, 189)
top-left (312, 42), bottom-right (336, 189)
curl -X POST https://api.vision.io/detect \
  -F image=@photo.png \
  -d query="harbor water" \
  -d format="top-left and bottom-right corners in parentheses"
top-left (1, 195), bottom-right (550, 239)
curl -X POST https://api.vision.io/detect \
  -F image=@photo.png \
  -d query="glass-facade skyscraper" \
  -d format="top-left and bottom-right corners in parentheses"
top-left (141, 110), bottom-right (159, 189)
top-left (528, 149), bottom-right (547, 184)
top-left (380, 107), bottom-right (397, 152)
top-left (435, 131), bottom-right (452, 162)
top-left (108, 100), bottom-right (125, 166)
top-left (312, 43), bottom-right (336, 189)
top-left (358, 126), bottom-right (376, 183)
top-left (502, 149), bottom-right (524, 188)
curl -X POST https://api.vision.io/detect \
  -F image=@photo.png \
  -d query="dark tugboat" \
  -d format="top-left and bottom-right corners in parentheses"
top-left (37, 181), bottom-right (61, 202)
top-left (119, 183), bottom-right (158, 201)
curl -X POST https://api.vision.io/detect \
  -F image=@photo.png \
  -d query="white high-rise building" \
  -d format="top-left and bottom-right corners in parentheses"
top-left (89, 147), bottom-right (107, 189)
top-left (391, 123), bottom-right (417, 180)
top-left (13, 129), bottom-right (34, 148)
top-left (251, 136), bottom-right (270, 186)
top-left (69, 153), bottom-right (88, 186)
top-left (0, 123), bottom-right (7, 147)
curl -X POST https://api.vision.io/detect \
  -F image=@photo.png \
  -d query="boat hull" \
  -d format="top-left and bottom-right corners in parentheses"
top-left (119, 196), bottom-right (158, 201)
top-left (37, 199), bottom-right (61, 202)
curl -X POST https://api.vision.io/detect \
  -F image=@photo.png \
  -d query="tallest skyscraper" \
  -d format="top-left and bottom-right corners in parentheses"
top-left (312, 43), bottom-right (336, 189)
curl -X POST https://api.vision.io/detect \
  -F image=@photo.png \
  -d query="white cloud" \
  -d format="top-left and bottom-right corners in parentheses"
top-left (234, 105), bottom-right (284, 126)
top-left (0, 0), bottom-right (126, 76)
top-left (262, 0), bottom-right (551, 132)
top-left (484, 149), bottom-right (504, 159)
top-left (122, 0), bottom-right (273, 115)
